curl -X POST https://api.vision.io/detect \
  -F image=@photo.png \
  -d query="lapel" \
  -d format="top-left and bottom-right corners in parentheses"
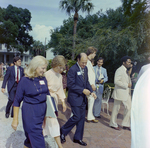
top-left (95, 65), bottom-right (101, 76)
top-left (19, 67), bottom-right (23, 76)
top-left (84, 67), bottom-right (87, 81)
top-left (12, 66), bottom-right (16, 78)
top-left (121, 65), bottom-right (129, 83)
top-left (76, 63), bottom-right (84, 83)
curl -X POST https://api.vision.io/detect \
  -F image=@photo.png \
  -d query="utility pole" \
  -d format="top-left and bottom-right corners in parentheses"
top-left (44, 37), bottom-right (47, 57)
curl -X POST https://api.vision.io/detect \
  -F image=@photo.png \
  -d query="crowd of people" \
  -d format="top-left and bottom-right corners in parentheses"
top-left (0, 62), bottom-right (12, 78)
top-left (0, 46), bottom-right (149, 148)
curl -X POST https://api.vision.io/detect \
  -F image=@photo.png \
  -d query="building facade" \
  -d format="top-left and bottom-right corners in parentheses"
top-left (0, 44), bottom-right (32, 67)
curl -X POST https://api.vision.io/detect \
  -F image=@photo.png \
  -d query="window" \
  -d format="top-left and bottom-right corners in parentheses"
top-left (25, 56), bottom-right (28, 62)
top-left (6, 55), bottom-right (9, 62)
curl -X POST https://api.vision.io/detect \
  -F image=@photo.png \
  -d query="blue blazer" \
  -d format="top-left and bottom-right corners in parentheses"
top-left (2, 66), bottom-right (24, 92)
top-left (94, 65), bottom-right (108, 94)
top-left (67, 63), bottom-right (93, 106)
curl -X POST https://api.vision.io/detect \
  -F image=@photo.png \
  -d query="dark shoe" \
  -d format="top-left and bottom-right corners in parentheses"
top-left (123, 126), bottom-right (131, 131)
top-left (73, 139), bottom-right (87, 146)
top-left (110, 126), bottom-right (121, 130)
top-left (60, 129), bottom-right (66, 143)
top-left (95, 116), bottom-right (101, 118)
top-left (87, 119), bottom-right (98, 123)
top-left (5, 113), bottom-right (9, 118)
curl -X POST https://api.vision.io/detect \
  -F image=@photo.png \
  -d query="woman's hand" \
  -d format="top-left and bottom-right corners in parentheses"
top-left (62, 101), bottom-right (67, 112)
top-left (11, 119), bottom-right (19, 131)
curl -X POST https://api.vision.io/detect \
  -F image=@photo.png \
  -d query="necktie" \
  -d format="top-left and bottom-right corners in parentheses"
top-left (97, 67), bottom-right (100, 81)
top-left (81, 68), bottom-right (84, 79)
top-left (17, 67), bottom-right (19, 83)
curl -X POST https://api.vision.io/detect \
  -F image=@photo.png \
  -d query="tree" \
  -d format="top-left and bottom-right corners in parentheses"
top-left (49, 4), bottom-right (150, 82)
top-left (31, 40), bottom-right (46, 56)
top-left (0, 5), bottom-right (33, 53)
top-left (122, 0), bottom-right (148, 24)
top-left (59, 0), bottom-right (94, 60)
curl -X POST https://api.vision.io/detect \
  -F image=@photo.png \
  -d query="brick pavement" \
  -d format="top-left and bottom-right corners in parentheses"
top-left (0, 79), bottom-right (131, 148)
top-left (58, 99), bottom-right (131, 148)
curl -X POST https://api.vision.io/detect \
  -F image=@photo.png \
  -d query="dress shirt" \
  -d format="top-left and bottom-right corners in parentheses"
top-left (14, 65), bottom-right (20, 82)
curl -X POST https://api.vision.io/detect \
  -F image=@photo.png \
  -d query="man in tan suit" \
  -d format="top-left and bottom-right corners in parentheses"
top-left (109, 56), bottom-right (132, 130)
top-left (86, 47), bottom-right (98, 123)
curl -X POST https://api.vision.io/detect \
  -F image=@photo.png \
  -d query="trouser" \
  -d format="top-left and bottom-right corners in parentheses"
top-left (93, 90), bottom-right (103, 117)
top-left (109, 98), bottom-right (131, 128)
top-left (86, 95), bottom-right (95, 120)
top-left (6, 83), bottom-right (17, 117)
top-left (61, 102), bottom-right (86, 140)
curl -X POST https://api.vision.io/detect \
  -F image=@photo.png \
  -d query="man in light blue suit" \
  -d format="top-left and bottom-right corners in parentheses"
top-left (93, 57), bottom-right (108, 118)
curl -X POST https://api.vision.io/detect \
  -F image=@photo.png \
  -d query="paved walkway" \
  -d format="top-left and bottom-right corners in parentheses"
top-left (0, 81), bottom-right (131, 148)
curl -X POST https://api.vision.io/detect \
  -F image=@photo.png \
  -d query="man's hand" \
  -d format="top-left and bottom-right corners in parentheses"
top-left (91, 84), bottom-right (96, 91)
top-left (128, 83), bottom-right (132, 88)
top-left (11, 119), bottom-right (19, 131)
top-left (1, 88), bottom-right (5, 93)
top-left (62, 101), bottom-right (67, 112)
top-left (83, 89), bottom-right (91, 96)
top-left (99, 79), bottom-right (104, 84)
top-left (91, 93), bottom-right (97, 99)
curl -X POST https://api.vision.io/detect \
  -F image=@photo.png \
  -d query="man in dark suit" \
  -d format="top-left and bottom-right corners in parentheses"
top-left (60, 53), bottom-right (96, 146)
top-left (1, 56), bottom-right (24, 118)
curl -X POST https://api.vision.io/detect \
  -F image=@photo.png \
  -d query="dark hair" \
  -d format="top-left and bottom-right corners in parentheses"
top-left (121, 56), bottom-right (131, 64)
top-left (77, 53), bottom-right (88, 61)
top-left (86, 46), bottom-right (98, 56)
top-left (97, 57), bottom-right (104, 61)
top-left (13, 57), bottom-right (21, 64)
top-left (76, 53), bottom-right (82, 61)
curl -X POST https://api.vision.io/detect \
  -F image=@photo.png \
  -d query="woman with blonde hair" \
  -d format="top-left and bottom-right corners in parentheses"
top-left (11, 55), bottom-right (49, 148)
top-left (43, 55), bottom-right (67, 148)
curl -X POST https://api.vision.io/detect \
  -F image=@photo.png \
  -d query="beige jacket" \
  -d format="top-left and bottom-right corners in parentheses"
top-left (112, 65), bottom-right (131, 101)
top-left (86, 60), bottom-right (95, 85)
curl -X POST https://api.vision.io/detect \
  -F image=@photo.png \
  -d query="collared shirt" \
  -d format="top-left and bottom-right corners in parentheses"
top-left (14, 65), bottom-right (20, 82)
top-left (96, 66), bottom-right (104, 80)
top-left (77, 62), bottom-right (84, 75)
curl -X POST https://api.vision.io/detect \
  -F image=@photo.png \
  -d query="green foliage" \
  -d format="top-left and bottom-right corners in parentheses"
top-left (48, 0), bottom-right (150, 82)
top-left (0, 5), bottom-right (33, 53)
top-left (30, 40), bottom-right (46, 57)
top-left (47, 59), bottom-right (52, 70)
top-left (59, 0), bottom-right (94, 59)
top-left (59, 0), bottom-right (94, 15)
top-left (67, 59), bottom-right (76, 68)
top-left (122, 0), bottom-right (148, 24)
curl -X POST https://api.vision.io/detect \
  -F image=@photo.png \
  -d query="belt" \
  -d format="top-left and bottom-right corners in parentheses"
top-left (24, 100), bottom-right (46, 105)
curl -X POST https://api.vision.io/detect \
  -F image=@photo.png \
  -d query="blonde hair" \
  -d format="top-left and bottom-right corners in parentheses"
top-left (24, 55), bottom-right (48, 78)
top-left (51, 55), bottom-right (66, 68)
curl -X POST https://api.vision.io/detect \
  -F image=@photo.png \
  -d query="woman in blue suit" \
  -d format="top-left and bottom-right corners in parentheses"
top-left (11, 56), bottom-right (49, 148)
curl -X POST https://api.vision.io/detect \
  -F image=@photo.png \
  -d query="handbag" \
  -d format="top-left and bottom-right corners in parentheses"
top-left (45, 95), bottom-right (58, 118)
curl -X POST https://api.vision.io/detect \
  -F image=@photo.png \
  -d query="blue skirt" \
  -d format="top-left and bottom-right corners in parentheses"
top-left (22, 102), bottom-right (46, 148)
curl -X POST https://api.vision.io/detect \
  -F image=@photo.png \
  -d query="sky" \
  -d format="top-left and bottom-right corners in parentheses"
top-left (1, 0), bottom-right (122, 44)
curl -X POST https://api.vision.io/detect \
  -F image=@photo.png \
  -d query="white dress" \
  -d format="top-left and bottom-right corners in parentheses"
top-left (131, 68), bottom-right (150, 148)
top-left (43, 69), bottom-right (65, 137)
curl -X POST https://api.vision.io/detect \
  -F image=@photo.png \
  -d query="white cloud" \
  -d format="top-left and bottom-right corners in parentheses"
top-left (29, 24), bottom-right (53, 44)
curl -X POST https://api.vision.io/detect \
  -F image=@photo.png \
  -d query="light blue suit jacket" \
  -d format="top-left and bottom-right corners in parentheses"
top-left (94, 65), bottom-right (108, 94)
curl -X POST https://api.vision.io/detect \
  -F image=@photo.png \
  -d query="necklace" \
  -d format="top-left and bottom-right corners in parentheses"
top-left (33, 80), bottom-right (42, 96)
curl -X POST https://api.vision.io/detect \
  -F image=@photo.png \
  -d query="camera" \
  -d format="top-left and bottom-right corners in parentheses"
top-left (131, 61), bottom-right (137, 66)
top-left (96, 78), bottom-right (104, 84)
